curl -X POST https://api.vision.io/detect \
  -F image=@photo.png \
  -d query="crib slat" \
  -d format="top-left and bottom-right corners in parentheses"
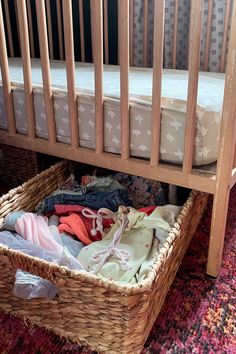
top-left (143, 0), bottom-right (148, 67)
top-left (26, 0), bottom-right (35, 58)
top-left (56, 0), bottom-right (64, 60)
top-left (17, 0), bottom-right (35, 138)
top-left (46, 0), bottom-right (54, 60)
top-left (220, 0), bottom-right (231, 73)
top-left (129, 0), bottom-right (134, 66)
top-left (79, 0), bottom-right (85, 62)
top-left (62, 0), bottom-right (79, 148)
top-left (183, 0), bottom-right (203, 173)
top-left (90, 0), bottom-right (94, 63)
top-left (150, 0), bottom-right (165, 166)
top-left (91, 0), bottom-right (104, 154)
top-left (204, 0), bottom-right (213, 71)
top-left (14, 0), bottom-right (21, 55)
top-left (104, 0), bottom-right (109, 64)
top-left (3, 0), bottom-right (14, 57)
top-left (119, 0), bottom-right (129, 159)
top-left (36, 0), bottom-right (56, 144)
top-left (117, 0), bottom-right (122, 66)
top-left (0, 1), bottom-right (15, 134)
top-left (172, 0), bottom-right (179, 69)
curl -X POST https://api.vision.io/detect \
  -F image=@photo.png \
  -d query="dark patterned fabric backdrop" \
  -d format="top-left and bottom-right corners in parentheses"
top-left (3, 0), bottom-right (118, 65)
top-left (132, 0), bottom-right (233, 71)
top-left (1, 0), bottom-right (234, 70)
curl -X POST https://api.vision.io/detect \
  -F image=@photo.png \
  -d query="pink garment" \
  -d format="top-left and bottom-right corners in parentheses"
top-left (54, 205), bottom-right (116, 240)
top-left (15, 213), bottom-right (63, 254)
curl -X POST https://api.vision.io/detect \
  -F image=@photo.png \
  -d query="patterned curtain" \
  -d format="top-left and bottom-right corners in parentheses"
top-left (132, 0), bottom-right (233, 72)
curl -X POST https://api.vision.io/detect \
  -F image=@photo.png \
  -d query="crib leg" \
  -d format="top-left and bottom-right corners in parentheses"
top-left (206, 186), bottom-right (231, 277)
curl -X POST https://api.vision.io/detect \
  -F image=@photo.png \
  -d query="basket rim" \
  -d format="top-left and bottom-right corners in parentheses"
top-left (0, 160), bottom-right (67, 206)
top-left (0, 188), bottom-right (205, 296)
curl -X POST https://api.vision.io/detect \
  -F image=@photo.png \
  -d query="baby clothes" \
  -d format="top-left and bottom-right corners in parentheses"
top-left (48, 214), bottom-right (60, 226)
top-left (77, 207), bottom-right (153, 283)
top-left (81, 175), bottom-right (124, 193)
top-left (61, 232), bottom-right (84, 258)
top-left (37, 188), bottom-right (133, 214)
top-left (4, 211), bottom-right (26, 231)
top-left (77, 204), bottom-right (180, 283)
top-left (59, 213), bottom-right (93, 245)
top-left (157, 205), bottom-right (182, 226)
top-left (60, 174), bottom-right (124, 193)
top-left (138, 206), bottom-right (156, 216)
top-left (13, 270), bottom-right (58, 300)
top-left (58, 172), bottom-right (119, 194)
top-left (134, 205), bottom-right (182, 283)
top-left (113, 173), bottom-right (166, 208)
top-left (53, 205), bottom-right (116, 242)
top-left (48, 214), bottom-right (84, 257)
top-left (0, 230), bottom-right (84, 300)
top-left (0, 231), bottom-right (84, 271)
top-left (15, 213), bottom-right (64, 254)
top-left (154, 204), bottom-right (182, 239)
top-left (36, 173), bottom-right (132, 214)
top-left (58, 174), bottom-right (82, 192)
top-left (36, 174), bottom-right (86, 214)
top-left (131, 236), bottom-right (160, 283)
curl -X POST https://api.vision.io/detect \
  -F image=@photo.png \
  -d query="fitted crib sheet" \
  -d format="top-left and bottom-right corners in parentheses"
top-left (0, 58), bottom-right (225, 165)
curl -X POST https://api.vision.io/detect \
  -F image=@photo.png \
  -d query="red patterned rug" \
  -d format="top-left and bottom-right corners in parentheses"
top-left (0, 188), bottom-right (235, 354)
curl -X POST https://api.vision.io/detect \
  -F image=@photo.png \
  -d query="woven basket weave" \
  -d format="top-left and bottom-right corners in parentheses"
top-left (0, 143), bottom-right (39, 188)
top-left (0, 161), bottom-right (208, 354)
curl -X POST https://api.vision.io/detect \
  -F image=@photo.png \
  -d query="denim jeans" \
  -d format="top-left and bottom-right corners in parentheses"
top-left (41, 189), bottom-right (133, 213)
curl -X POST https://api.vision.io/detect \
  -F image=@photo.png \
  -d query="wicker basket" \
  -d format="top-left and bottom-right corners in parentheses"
top-left (0, 143), bottom-right (39, 188)
top-left (0, 161), bottom-right (208, 354)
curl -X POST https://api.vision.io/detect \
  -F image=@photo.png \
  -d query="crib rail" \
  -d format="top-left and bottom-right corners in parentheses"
top-left (0, 0), bottom-right (236, 196)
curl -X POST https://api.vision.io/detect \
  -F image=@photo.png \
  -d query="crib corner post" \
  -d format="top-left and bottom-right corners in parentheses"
top-left (206, 0), bottom-right (236, 277)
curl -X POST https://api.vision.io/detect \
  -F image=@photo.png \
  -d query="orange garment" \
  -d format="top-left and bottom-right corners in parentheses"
top-left (58, 214), bottom-right (92, 245)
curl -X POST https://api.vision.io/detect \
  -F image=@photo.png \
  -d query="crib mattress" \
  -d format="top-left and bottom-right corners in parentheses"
top-left (0, 58), bottom-right (225, 165)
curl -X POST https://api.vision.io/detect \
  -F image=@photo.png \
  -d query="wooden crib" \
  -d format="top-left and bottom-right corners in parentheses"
top-left (0, 0), bottom-right (235, 278)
